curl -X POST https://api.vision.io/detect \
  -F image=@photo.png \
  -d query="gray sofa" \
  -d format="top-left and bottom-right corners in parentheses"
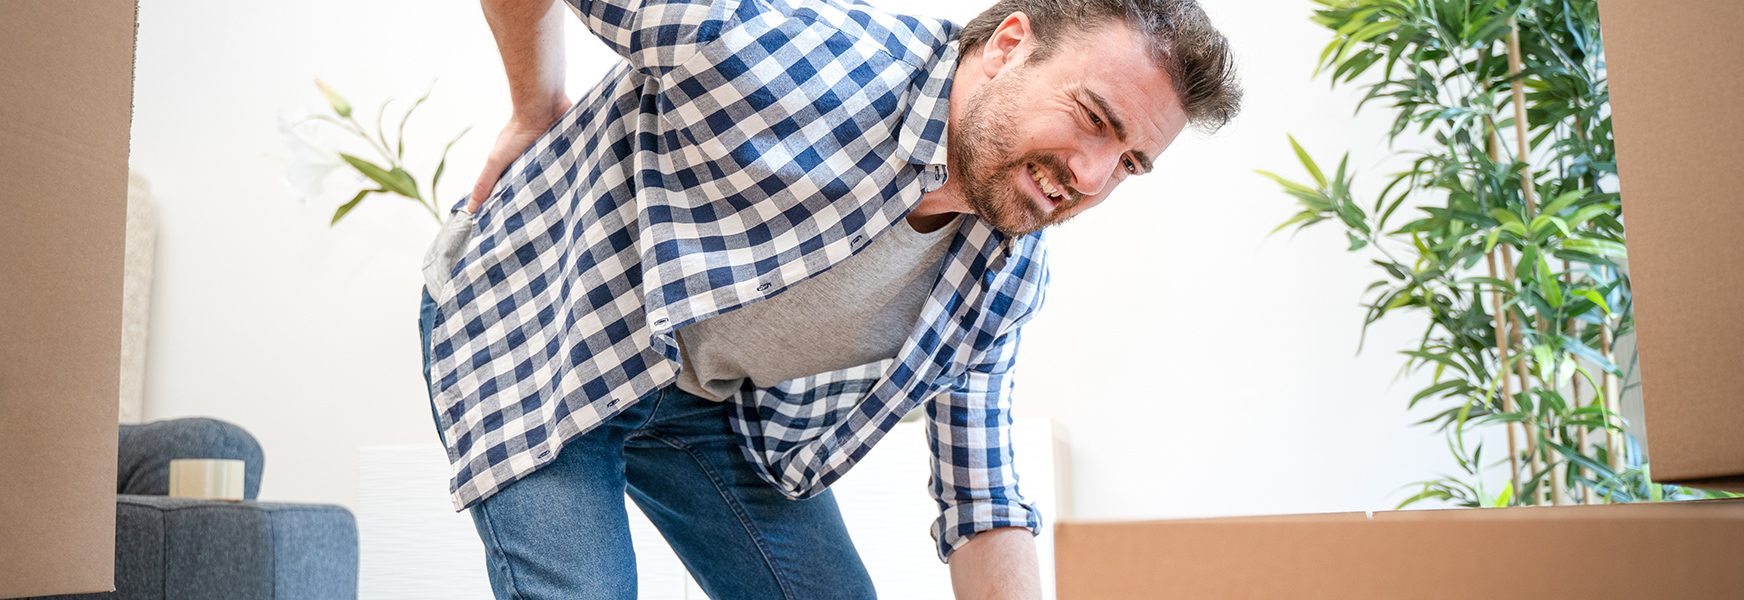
top-left (30, 418), bottom-right (358, 600)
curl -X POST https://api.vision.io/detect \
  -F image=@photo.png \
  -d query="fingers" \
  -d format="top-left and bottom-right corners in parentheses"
top-left (466, 155), bottom-right (508, 214)
top-left (464, 105), bottom-right (571, 215)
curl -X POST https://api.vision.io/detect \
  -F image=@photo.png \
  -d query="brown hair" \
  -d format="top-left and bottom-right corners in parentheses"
top-left (957, 0), bottom-right (1242, 132)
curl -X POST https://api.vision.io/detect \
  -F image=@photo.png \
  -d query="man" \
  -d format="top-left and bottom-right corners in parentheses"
top-left (419, 0), bottom-right (1238, 596)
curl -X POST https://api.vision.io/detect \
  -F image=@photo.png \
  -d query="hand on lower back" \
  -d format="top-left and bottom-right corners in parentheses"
top-left (465, 101), bottom-right (572, 214)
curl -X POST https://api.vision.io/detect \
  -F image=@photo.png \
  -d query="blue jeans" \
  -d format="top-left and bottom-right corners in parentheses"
top-left (420, 291), bottom-right (876, 600)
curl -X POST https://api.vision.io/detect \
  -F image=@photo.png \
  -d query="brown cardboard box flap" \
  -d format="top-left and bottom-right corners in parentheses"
top-left (1057, 500), bottom-right (1744, 600)
top-left (1599, 0), bottom-right (1744, 484)
top-left (0, 0), bottom-right (138, 597)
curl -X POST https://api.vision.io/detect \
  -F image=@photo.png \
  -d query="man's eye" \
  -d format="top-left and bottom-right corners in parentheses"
top-left (1122, 157), bottom-right (1136, 173)
top-left (1087, 110), bottom-right (1102, 126)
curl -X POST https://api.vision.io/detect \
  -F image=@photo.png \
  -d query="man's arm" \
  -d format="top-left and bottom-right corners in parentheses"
top-left (949, 527), bottom-right (1042, 600)
top-left (927, 325), bottom-right (1045, 599)
top-left (467, 0), bottom-right (573, 213)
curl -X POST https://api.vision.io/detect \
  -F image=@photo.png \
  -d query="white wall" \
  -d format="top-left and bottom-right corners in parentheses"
top-left (133, 0), bottom-right (1468, 524)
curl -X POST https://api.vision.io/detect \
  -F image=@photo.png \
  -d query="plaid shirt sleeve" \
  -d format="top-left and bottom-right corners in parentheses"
top-left (561, 0), bottom-right (736, 76)
top-left (926, 325), bottom-right (1043, 561)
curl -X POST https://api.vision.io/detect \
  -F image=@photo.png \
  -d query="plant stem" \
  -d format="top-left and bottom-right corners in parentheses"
top-left (1600, 319), bottom-right (1625, 475)
top-left (1488, 250), bottom-right (1523, 499)
top-left (1500, 243), bottom-right (1542, 505)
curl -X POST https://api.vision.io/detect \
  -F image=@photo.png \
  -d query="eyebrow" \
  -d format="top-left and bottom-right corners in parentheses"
top-left (1084, 89), bottom-right (1155, 174)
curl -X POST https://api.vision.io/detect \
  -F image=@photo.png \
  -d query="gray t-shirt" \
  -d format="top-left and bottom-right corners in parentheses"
top-left (674, 215), bottom-right (960, 401)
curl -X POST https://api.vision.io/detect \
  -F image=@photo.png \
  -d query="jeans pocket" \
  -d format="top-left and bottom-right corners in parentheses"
top-left (422, 210), bottom-right (475, 295)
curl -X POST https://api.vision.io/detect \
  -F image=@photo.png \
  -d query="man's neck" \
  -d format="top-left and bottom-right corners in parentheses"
top-left (906, 53), bottom-right (986, 234)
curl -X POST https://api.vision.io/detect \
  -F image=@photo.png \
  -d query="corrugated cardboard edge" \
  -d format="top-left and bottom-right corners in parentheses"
top-left (1056, 500), bottom-right (1744, 600)
top-left (0, 0), bottom-right (140, 597)
top-left (1597, 0), bottom-right (1744, 483)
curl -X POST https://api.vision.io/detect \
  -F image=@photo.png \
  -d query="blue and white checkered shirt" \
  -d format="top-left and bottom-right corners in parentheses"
top-left (425, 0), bottom-right (1047, 560)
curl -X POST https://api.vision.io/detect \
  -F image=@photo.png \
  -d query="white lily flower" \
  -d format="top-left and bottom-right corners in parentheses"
top-left (278, 109), bottom-right (342, 202)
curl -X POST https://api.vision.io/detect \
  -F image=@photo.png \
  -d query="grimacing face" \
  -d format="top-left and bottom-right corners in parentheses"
top-left (949, 19), bottom-right (1191, 237)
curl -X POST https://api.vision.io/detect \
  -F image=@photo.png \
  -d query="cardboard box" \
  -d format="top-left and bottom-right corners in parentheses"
top-left (1056, 500), bottom-right (1744, 599)
top-left (0, 0), bottom-right (139, 597)
top-left (1599, 0), bottom-right (1744, 489)
top-left (1056, 2), bottom-right (1744, 597)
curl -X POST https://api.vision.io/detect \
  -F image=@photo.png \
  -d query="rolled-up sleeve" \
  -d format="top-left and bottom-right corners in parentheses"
top-left (925, 327), bottom-right (1042, 562)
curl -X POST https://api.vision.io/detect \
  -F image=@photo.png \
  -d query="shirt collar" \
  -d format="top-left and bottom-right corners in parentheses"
top-left (896, 41), bottom-right (958, 169)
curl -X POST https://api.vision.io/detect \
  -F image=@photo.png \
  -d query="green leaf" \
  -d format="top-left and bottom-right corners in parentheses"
top-left (389, 167), bottom-right (421, 200)
top-left (1269, 211), bottom-right (1323, 235)
top-left (1560, 238), bottom-right (1628, 258)
top-left (1347, 232), bottom-right (1369, 250)
top-left (396, 82), bottom-right (436, 160)
top-left (332, 188), bottom-right (380, 226)
top-left (1540, 189), bottom-right (1586, 216)
top-left (1484, 228), bottom-right (1504, 254)
top-left (430, 125), bottom-right (472, 210)
top-left (1574, 290), bottom-right (1611, 316)
top-left (1410, 379), bottom-right (1467, 408)
top-left (1288, 135), bottom-right (1328, 189)
top-left (340, 154), bottom-right (418, 199)
top-left (1491, 481), bottom-right (1513, 507)
top-left (315, 79), bottom-right (352, 118)
top-left (1349, 19), bottom-right (1400, 44)
top-left (1255, 170), bottom-right (1322, 198)
top-left (1561, 335), bottom-right (1621, 374)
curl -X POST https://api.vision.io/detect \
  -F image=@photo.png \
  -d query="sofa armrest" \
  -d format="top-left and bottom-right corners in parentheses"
top-left (32, 495), bottom-right (358, 600)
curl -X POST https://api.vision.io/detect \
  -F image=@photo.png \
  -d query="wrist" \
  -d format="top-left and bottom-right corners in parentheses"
top-left (510, 93), bottom-right (569, 128)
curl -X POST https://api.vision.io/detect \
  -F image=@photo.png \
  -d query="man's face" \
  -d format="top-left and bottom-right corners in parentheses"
top-left (949, 20), bottom-right (1191, 237)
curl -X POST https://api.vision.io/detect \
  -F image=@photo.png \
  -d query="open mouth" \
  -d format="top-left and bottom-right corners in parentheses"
top-left (1025, 163), bottom-right (1065, 210)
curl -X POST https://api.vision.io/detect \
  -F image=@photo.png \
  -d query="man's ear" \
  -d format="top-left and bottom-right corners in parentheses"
top-left (980, 12), bottom-right (1033, 79)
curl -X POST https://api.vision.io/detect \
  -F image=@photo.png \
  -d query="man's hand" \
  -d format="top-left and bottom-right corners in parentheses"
top-left (948, 526), bottom-right (1042, 600)
top-left (466, 103), bottom-right (571, 213)
top-left (469, 0), bottom-right (572, 213)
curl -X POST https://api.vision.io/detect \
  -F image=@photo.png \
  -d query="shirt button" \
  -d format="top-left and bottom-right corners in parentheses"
top-left (756, 282), bottom-right (772, 292)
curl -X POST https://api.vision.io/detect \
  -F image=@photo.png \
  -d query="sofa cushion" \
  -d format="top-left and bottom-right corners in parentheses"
top-left (31, 496), bottom-right (357, 600)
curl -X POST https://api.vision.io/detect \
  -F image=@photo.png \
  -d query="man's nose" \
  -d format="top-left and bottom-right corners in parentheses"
top-left (1066, 144), bottom-right (1122, 197)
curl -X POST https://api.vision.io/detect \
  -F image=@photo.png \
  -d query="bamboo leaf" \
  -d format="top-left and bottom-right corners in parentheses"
top-left (1288, 136), bottom-right (1329, 189)
top-left (1560, 238), bottom-right (1628, 258)
top-left (1410, 379), bottom-right (1467, 407)
top-left (1562, 335), bottom-right (1621, 374)
top-left (1574, 290), bottom-right (1611, 316)
top-left (1270, 211), bottom-right (1324, 235)
top-left (1255, 170), bottom-right (1323, 197)
top-left (1540, 188), bottom-right (1586, 215)
top-left (1350, 19), bottom-right (1400, 44)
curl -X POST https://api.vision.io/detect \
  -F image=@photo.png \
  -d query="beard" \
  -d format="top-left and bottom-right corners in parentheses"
top-left (946, 67), bottom-right (1086, 237)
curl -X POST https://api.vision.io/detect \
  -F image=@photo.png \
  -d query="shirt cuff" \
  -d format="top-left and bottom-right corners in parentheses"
top-left (930, 497), bottom-right (1043, 563)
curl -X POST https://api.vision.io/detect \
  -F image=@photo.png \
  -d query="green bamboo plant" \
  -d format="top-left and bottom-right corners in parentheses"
top-left (1261, 0), bottom-right (1733, 507)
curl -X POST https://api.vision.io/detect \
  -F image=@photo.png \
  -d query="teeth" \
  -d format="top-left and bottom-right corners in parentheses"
top-left (1029, 164), bottom-right (1061, 199)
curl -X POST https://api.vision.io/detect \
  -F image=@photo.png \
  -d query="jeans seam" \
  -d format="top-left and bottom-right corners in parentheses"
top-left (628, 387), bottom-right (671, 433)
top-left (655, 432), bottom-right (801, 600)
top-left (476, 502), bottom-right (528, 600)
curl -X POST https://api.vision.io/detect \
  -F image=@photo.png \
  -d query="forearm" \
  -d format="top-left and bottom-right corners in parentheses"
top-left (481, 0), bottom-right (570, 124)
top-left (948, 526), bottom-right (1042, 600)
